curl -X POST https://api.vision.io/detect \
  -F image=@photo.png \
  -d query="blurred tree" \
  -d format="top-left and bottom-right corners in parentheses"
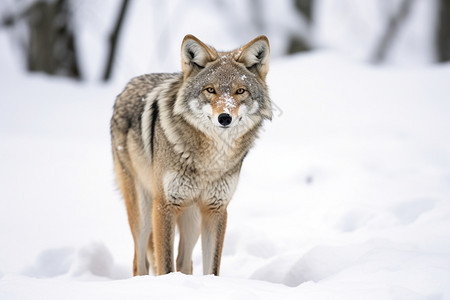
top-left (371, 0), bottom-right (414, 63)
top-left (2, 0), bottom-right (81, 79)
top-left (436, 0), bottom-right (450, 62)
top-left (287, 0), bottom-right (313, 54)
top-left (103, 0), bottom-right (131, 81)
top-left (214, 0), bottom-right (312, 55)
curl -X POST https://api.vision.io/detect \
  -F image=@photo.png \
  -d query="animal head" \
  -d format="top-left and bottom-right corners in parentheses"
top-left (175, 35), bottom-right (272, 137)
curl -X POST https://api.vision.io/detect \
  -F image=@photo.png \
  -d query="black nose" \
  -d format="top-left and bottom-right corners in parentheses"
top-left (218, 113), bottom-right (232, 127)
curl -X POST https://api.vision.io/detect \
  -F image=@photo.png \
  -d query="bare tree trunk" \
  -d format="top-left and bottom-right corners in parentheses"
top-left (3, 0), bottom-right (81, 79)
top-left (436, 0), bottom-right (450, 62)
top-left (288, 0), bottom-right (313, 54)
top-left (371, 0), bottom-right (414, 63)
top-left (29, 0), bottom-right (81, 78)
top-left (103, 0), bottom-right (130, 81)
top-left (293, 0), bottom-right (313, 22)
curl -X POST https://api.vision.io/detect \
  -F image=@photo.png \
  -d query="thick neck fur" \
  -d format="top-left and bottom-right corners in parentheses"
top-left (152, 76), bottom-right (259, 176)
top-left (168, 109), bottom-right (257, 175)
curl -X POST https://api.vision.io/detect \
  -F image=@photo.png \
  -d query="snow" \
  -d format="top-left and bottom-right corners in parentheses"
top-left (220, 92), bottom-right (237, 112)
top-left (1, 46), bottom-right (450, 299)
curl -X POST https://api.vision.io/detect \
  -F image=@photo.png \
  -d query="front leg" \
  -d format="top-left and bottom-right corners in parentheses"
top-left (201, 206), bottom-right (228, 275)
top-left (152, 194), bottom-right (177, 275)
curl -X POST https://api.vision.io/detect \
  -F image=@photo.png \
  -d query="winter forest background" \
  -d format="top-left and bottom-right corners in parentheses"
top-left (1, 1), bottom-right (450, 299)
top-left (2, 0), bottom-right (450, 81)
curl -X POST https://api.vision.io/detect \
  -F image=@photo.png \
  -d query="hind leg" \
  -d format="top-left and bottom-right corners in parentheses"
top-left (113, 151), bottom-right (152, 276)
top-left (176, 205), bottom-right (201, 274)
top-left (133, 183), bottom-right (153, 275)
top-left (147, 231), bottom-right (157, 275)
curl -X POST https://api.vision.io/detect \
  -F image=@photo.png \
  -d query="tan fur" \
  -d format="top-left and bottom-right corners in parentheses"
top-left (110, 35), bottom-right (272, 276)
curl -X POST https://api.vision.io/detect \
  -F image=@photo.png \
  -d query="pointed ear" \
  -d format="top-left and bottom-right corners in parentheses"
top-left (181, 34), bottom-right (218, 79)
top-left (236, 36), bottom-right (270, 80)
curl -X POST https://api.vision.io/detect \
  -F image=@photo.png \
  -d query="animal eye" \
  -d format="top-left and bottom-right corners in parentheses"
top-left (236, 88), bottom-right (246, 95)
top-left (205, 87), bottom-right (216, 94)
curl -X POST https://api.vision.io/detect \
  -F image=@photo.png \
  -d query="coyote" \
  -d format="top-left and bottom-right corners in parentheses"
top-left (111, 34), bottom-right (272, 276)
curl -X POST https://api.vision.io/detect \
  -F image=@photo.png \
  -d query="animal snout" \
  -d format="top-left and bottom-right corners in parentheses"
top-left (218, 113), bottom-right (232, 127)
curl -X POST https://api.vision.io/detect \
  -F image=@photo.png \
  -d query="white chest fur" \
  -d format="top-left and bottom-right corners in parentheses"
top-left (162, 170), bottom-right (239, 208)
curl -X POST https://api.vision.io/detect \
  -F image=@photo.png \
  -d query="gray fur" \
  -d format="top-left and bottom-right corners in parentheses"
top-left (110, 35), bottom-right (272, 276)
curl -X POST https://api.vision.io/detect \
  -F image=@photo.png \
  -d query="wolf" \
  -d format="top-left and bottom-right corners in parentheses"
top-left (110, 34), bottom-right (272, 276)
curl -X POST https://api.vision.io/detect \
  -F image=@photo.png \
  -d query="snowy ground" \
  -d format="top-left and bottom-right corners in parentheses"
top-left (1, 50), bottom-right (450, 299)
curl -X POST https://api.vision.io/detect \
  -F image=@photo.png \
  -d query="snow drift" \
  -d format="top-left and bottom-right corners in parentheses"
top-left (1, 50), bottom-right (450, 299)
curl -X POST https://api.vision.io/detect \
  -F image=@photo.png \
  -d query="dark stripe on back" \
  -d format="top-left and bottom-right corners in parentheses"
top-left (150, 100), bottom-right (159, 160)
